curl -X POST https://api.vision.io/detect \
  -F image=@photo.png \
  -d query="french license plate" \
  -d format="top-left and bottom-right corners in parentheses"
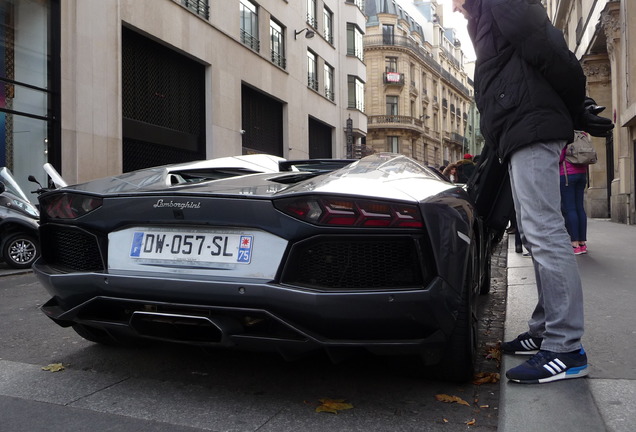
top-left (129, 230), bottom-right (253, 264)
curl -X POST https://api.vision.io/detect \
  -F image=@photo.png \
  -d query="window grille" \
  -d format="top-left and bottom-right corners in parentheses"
top-left (180, 0), bottom-right (209, 19)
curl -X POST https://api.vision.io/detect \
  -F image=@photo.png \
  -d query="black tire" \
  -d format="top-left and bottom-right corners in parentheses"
top-left (433, 240), bottom-right (479, 383)
top-left (2, 233), bottom-right (39, 269)
top-left (479, 251), bottom-right (492, 295)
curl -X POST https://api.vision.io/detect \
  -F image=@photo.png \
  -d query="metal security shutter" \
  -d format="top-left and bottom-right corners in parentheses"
top-left (308, 117), bottom-right (332, 158)
top-left (241, 84), bottom-right (283, 156)
top-left (122, 27), bottom-right (205, 172)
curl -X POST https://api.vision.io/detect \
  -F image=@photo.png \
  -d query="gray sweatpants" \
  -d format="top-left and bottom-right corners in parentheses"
top-left (508, 140), bottom-right (584, 353)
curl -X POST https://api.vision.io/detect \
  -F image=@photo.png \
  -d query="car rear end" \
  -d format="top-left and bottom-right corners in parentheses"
top-left (33, 158), bottom-right (471, 365)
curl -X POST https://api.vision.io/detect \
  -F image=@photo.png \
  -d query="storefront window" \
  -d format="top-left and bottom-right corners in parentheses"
top-left (0, 0), bottom-right (52, 199)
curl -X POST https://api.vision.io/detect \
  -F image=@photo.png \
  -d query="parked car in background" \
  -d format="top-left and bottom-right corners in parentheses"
top-left (0, 167), bottom-right (40, 269)
top-left (33, 153), bottom-right (495, 382)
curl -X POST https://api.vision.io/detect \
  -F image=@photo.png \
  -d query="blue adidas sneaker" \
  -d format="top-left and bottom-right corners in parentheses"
top-left (506, 348), bottom-right (589, 384)
top-left (501, 332), bottom-right (542, 355)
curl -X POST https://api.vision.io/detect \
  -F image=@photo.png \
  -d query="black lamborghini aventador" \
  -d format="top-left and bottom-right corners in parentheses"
top-left (33, 153), bottom-right (495, 382)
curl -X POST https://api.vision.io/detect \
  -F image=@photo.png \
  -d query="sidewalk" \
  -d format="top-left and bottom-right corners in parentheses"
top-left (499, 218), bottom-right (636, 432)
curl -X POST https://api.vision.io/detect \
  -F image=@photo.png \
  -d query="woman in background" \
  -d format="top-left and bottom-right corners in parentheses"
top-left (560, 144), bottom-right (589, 255)
top-left (442, 164), bottom-right (458, 183)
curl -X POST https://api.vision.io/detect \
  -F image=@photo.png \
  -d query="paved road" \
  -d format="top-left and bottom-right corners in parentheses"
top-left (0, 244), bottom-right (506, 431)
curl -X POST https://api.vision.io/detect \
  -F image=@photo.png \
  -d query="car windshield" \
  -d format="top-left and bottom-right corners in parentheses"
top-left (0, 167), bottom-right (30, 201)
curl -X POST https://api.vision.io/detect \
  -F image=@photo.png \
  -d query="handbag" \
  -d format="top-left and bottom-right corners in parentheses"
top-left (562, 130), bottom-right (596, 186)
top-left (564, 130), bottom-right (597, 165)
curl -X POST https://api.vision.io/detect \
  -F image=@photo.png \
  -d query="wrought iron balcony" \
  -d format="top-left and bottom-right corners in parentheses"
top-left (450, 132), bottom-right (466, 145)
top-left (383, 72), bottom-right (405, 85)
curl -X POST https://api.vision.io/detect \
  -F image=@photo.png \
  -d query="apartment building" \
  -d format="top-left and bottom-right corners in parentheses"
top-left (546, 0), bottom-right (634, 224)
top-left (363, 0), bottom-right (476, 168)
top-left (0, 0), bottom-right (366, 194)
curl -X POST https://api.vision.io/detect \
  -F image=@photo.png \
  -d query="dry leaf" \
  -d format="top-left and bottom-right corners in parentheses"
top-left (434, 394), bottom-right (470, 406)
top-left (315, 398), bottom-right (354, 414)
top-left (485, 345), bottom-right (502, 362)
top-left (466, 419), bottom-right (476, 425)
top-left (442, 418), bottom-right (449, 423)
top-left (42, 363), bottom-right (65, 372)
top-left (472, 372), bottom-right (501, 385)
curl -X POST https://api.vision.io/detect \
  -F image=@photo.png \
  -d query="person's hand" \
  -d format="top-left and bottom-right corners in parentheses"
top-left (579, 97), bottom-right (614, 137)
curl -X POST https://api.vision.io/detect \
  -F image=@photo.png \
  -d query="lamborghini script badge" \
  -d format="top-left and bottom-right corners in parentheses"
top-left (153, 199), bottom-right (201, 210)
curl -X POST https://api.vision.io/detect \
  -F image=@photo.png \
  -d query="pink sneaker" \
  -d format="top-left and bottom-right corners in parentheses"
top-left (573, 246), bottom-right (584, 255)
top-left (579, 244), bottom-right (587, 254)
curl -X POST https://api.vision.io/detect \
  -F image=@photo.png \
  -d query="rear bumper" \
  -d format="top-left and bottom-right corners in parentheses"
top-left (34, 261), bottom-right (461, 358)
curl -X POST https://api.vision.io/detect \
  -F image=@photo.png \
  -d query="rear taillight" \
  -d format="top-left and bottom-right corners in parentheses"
top-left (274, 196), bottom-right (423, 228)
top-left (40, 193), bottom-right (103, 219)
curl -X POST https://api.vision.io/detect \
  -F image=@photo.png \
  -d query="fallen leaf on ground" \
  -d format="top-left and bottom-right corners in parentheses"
top-left (466, 419), bottom-right (476, 425)
top-left (434, 394), bottom-right (470, 406)
top-left (472, 372), bottom-right (501, 385)
top-left (42, 363), bottom-right (65, 372)
top-left (315, 398), bottom-right (354, 414)
top-left (485, 345), bottom-right (502, 362)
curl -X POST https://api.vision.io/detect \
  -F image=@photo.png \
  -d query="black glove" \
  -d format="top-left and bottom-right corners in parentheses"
top-left (578, 97), bottom-right (614, 137)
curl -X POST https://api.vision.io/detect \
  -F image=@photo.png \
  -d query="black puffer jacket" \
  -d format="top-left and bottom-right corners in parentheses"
top-left (464, 0), bottom-right (586, 161)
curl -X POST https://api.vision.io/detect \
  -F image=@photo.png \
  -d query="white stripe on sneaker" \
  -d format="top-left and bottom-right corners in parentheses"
top-left (520, 339), bottom-right (538, 350)
top-left (542, 359), bottom-right (567, 375)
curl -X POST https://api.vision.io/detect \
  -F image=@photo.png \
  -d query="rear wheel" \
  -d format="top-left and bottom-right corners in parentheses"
top-left (479, 251), bottom-right (492, 295)
top-left (3, 233), bottom-right (39, 269)
top-left (432, 239), bottom-right (479, 382)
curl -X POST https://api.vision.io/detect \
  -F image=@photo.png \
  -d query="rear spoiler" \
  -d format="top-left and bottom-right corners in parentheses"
top-left (278, 159), bottom-right (356, 173)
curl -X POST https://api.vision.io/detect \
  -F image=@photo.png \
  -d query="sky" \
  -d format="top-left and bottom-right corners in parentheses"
top-left (440, 0), bottom-right (476, 61)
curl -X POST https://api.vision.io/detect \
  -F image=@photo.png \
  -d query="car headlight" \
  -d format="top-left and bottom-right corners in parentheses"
top-left (39, 193), bottom-right (103, 219)
top-left (274, 196), bottom-right (423, 228)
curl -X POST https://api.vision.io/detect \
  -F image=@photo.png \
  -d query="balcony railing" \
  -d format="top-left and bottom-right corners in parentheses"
top-left (383, 72), bottom-right (405, 85)
top-left (270, 51), bottom-right (286, 69)
top-left (181, 0), bottom-right (209, 19)
top-left (240, 29), bottom-right (260, 52)
top-left (324, 30), bottom-right (333, 45)
top-left (440, 70), bottom-right (471, 98)
top-left (306, 14), bottom-right (317, 28)
top-left (441, 46), bottom-right (460, 69)
top-left (365, 35), bottom-right (472, 98)
top-left (367, 115), bottom-right (427, 132)
top-left (308, 74), bottom-right (319, 91)
top-left (450, 132), bottom-right (465, 145)
top-left (364, 34), bottom-right (441, 73)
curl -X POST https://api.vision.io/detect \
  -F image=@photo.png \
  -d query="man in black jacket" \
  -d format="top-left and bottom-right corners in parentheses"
top-left (452, 0), bottom-right (613, 384)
